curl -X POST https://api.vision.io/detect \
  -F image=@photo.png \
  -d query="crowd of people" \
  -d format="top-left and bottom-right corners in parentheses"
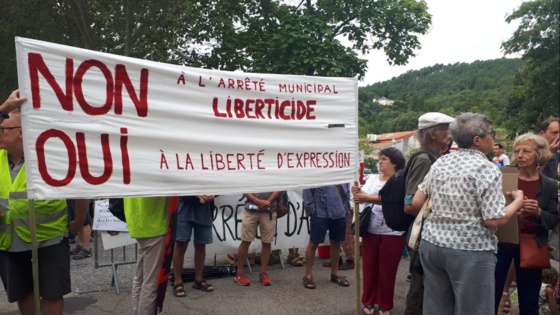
top-left (1, 88), bottom-right (559, 315)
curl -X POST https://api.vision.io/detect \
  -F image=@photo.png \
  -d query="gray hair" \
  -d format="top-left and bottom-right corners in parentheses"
top-left (450, 113), bottom-right (493, 148)
top-left (417, 126), bottom-right (438, 145)
top-left (512, 133), bottom-right (551, 166)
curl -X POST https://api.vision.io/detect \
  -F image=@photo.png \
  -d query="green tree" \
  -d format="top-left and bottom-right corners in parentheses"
top-left (1, 0), bottom-right (432, 97)
top-left (501, 0), bottom-right (559, 132)
top-left (0, 0), bottom-right (197, 96)
top-left (188, 0), bottom-right (432, 78)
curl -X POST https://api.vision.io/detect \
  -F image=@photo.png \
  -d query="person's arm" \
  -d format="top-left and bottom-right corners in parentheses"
top-left (546, 286), bottom-right (558, 315)
top-left (243, 193), bottom-right (275, 211)
top-left (266, 192), bottom-right (280, 204)
top-left (404, 155), bottom-right (432, 215)
top-left (549, 135), bottom-right (559, 154)
top-left (67, 199), bottom-right (90, 235)
top-left (411, 190), bottom-right (427, 213)
top-left (0, 90), bottom-right (27, 121)
top-left (483, 190), bottom-right (524, 228)
top-left (302, 189), bottom-right (315, 215)
top-left (353, 176), bottom-right (383, 205)
top-left (353, 192), bottom-right (382, 205)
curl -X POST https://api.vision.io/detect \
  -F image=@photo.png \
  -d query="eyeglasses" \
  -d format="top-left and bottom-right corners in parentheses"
top-left (486, 129), bottom-right (496, 139)
top-left (0, 127), bottom-right (21, 134)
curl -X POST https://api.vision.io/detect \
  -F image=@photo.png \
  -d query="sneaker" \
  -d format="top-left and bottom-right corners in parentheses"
top-left (234, 273), bottom-right (250, 286)
top-left (69, 244), bottom-right (83, 256)
top-left (72, 248), bottom-right (92, 260)
top-left (259, 272), bottom-right (272, 286)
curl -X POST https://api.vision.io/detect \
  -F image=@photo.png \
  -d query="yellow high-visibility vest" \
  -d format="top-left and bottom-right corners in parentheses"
top-left (0, 150), bottom-right (67, 250)
top-left (124, 197), bottom-right (168, 238)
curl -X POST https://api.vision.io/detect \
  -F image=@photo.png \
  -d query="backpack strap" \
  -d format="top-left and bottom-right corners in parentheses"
top-left (403, 149), bottom-right (438, 178)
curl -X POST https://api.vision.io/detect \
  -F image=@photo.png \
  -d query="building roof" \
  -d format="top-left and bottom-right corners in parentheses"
top-left (364, 130), bottom-right (416, 149)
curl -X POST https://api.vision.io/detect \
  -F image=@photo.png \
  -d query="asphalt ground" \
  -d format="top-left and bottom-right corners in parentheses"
top-left (0, 240), bottom-right (412, 315)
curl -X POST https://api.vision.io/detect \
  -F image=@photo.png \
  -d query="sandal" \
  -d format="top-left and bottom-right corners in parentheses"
top-left (172, 283), bottom-right (186, 297)
top-left (378, 310), bottom-right (391, 315)
top-left (498, 291), bottom-right (510, 314)
top-left (330, 274), bottom-right (350, 287)
top-left (502, 300), bottom-right (511, 314)
top-left (289, 256), bottom-right (304, 266)
top-left (192, 279), bottom-right (214, 292)
top-left (302, 276), bottom-right (316, 289)
top-left (363, 305), bottom-right (374, 315)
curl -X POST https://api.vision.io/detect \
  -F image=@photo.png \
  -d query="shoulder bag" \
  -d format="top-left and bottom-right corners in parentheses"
top-left (351, 206), bottom-right (372, 237)
top-left (408, 166), bottom-right (434, 250)
top-left (519, 233), bottom-right (551, 269)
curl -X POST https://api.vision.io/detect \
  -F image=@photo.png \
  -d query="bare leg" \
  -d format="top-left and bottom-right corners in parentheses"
top-left (259, 242), bottom-right (271, 274)
top-left (193, 242), bottom-right (206, 282)
top-left (17, 293), bottom-right (35, 315)
top-left (502, 262), bottom-right (516, 292)
top-left (172, 240), bottom-right (188, 294)
top-left (16, 294), bottom-right (64, 315)
top-left (40, 297), bottom-right (64, 315)
top-left (236, 240), bottom-right (251, 275)
top-left (78, 224), bottom-right (92, 250)
top-left (330, 240), bottom-right (342, 277)
top-left (305, 241), bottom-right (318, 279)
top-left (498, 262), bottom-right (516, 314)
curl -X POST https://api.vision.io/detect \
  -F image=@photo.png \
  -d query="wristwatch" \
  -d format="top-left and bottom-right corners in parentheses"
top-left (0, 111), bottom-right (9, 119)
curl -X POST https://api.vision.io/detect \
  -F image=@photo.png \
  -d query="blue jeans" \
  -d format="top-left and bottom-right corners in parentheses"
top-left (494, 243), bottom-right (542, 315)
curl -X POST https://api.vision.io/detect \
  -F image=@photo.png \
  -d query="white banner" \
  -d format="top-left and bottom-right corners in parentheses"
top-left (15, 38), bottom-right (358, 200)
top-left (94, 191), bottom-right (319, 254)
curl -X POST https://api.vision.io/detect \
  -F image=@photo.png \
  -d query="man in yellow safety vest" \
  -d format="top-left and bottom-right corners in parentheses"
top-left (0, 90), bottom-right (89, 315)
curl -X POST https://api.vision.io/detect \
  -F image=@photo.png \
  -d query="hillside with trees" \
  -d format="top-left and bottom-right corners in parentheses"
top-left (359, 0), bottom-right (559, 138)
top-left (358, 58), bottom-right (524, 136)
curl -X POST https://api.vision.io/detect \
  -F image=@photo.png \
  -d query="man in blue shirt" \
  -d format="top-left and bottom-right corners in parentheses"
top-left (302, 184), bottom-right (351, 289)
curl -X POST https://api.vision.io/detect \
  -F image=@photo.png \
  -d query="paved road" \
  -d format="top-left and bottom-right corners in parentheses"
top-left (0, 239), bottom-right (412, 315)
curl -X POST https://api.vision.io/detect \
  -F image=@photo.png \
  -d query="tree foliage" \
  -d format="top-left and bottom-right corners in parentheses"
top-left (0, 0), bottom-right (432, 97)
top-left (501, 0), bottom-right (559, 132)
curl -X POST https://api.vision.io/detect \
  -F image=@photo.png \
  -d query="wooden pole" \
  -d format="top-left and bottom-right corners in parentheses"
top-left (29, 199), bottom-right (40, 315)
top-left (354, 182), bottom-right (361, 315)
top-left (11, 191), bottom-right (40, 315)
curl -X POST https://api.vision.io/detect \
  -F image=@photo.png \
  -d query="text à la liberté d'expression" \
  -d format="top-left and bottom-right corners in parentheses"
top-left (25, 53), bottom-right (350, 188)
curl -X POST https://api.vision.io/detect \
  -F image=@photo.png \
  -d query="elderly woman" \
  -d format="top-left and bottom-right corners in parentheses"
top-left (412, 113), bottom-right (524, 314)
top-left (352, 147), bottom-right (406, 315)
top-left (494, 133), bottom-right (559, 315)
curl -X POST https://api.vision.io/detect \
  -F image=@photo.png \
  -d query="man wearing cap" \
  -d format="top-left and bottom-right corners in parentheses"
top-left (403, 112), bottom-right (454, 315)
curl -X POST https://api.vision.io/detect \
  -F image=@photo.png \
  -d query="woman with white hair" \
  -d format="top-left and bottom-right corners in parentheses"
top-left (494, 133), bottom-right (559, 315)
top-left (412, 113), bottom-right (524, 314)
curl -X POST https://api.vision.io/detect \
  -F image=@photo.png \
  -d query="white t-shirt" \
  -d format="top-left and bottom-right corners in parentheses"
top-left (492, 154), bottom-right (510, 168)
top-left (360, 174), bottom-right (404, 236)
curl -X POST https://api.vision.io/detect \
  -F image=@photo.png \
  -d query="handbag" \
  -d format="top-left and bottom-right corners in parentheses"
top-left (351, 206), bottom-right (372, 237)
top-left (519, 233), bottom-right (551, 269)
top-left (275, 191), bottom-right (289, 219)
top-left (408, 167), bottom-right (434, 250)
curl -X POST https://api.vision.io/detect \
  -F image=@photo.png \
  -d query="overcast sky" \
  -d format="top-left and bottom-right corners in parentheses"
top-left (359, 0), bottom-right (525, 86)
